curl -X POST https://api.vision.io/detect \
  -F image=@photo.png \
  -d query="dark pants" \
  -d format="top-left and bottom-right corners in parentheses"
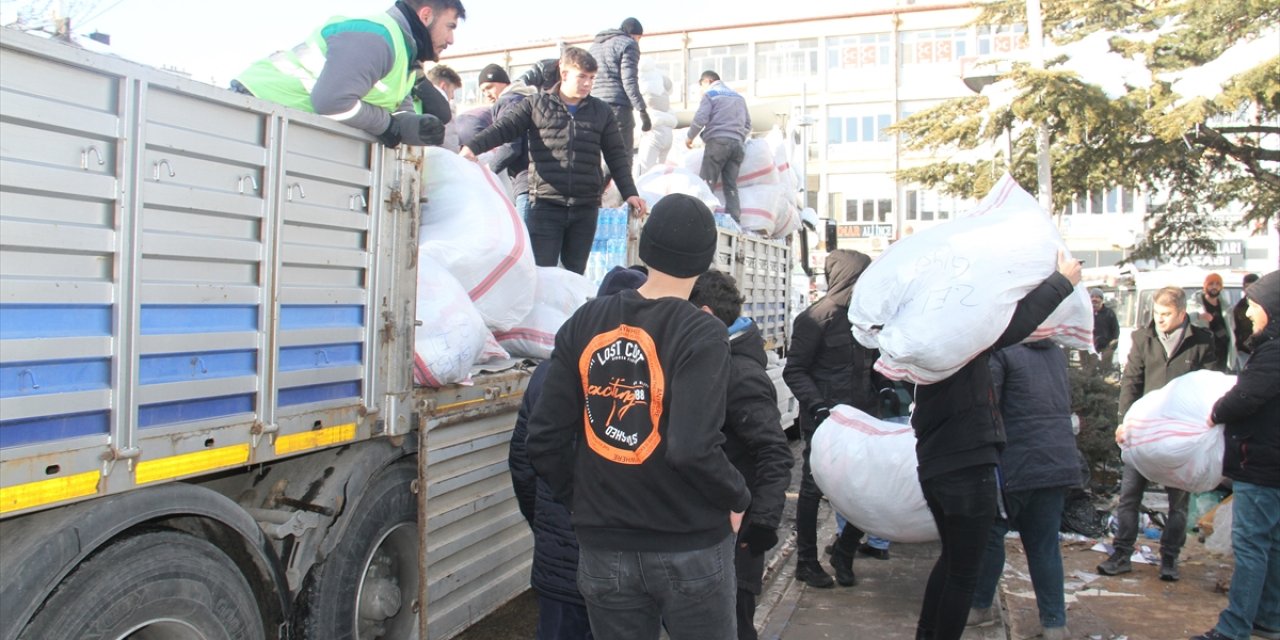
top-left (699, 138), bottom-right (745, 221)
top-left (917, 464), bottom-right (999, 640)
top-left (973, 487), bottom-right (1068, 630)
top-left (527, 202), bottom-right (599, 274)
top-left (577, 534), bottom-right (738, 640)
top-left (537, 594), bottom-right (593, 640)
top-left (736, 588), bottom-right (757, 640)
top-left (1112, 461), bottom-right (1189, 559)
top-left (608, 104), bottom-right (636, 154)
top-left (798, 420), bottom-right (864, 564)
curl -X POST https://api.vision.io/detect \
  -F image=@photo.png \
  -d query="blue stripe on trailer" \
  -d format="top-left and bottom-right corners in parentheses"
top-left (140, 305), bottom-right (258, 335)
top-left (0, 304), bottom-right (112, 339)
top-left (278, 380), bottom-right (361, 407)
top-left (278, 343), bottom-right (362, 372)
top-left (0, 410), bottom-right (110, 448)
top-left (0, 358), bottom-right (111, 397)
top-left (138, 350), bottom-right (257, 385)
top-left (279, 305), bottom-right (364, 330)
top-left (138, 393), bottom-right (256, 428)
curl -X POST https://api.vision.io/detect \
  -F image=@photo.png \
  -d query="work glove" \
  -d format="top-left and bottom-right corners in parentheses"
top-left (378, 112), bottom-right (445, 148)
top-left (740, 524), bottom-right (779, 556)
top-left (810, 402), bottom-right (834, 426)
top-left (639, 109), bottom-right (652, 132)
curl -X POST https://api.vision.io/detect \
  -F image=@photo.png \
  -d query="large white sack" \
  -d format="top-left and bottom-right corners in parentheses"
top-left (733, 184), bottom-right (797, 238)
top-left (849, 174), bottom-right (1091, 384)
top-left (420, 146), bottom-right (537, 332)
top-left (682, 138), bottom-right (779, 189)
top-left (810, 406), bottom-right (939, 543)
top-left (1120, 370), bottom-right (1234, 493)
top-left (764, 128), bottom-right (799, 197)
top-left (1204, 497), bottom-right (1233, 555)
top-left (636, 165), bottom-right (722, 213)
top-left (413, 251), bottom-right (492, 387)
top-left (496, 267), bottom-right (596, 359)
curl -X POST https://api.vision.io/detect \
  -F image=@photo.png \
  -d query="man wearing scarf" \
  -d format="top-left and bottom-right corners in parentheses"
top-left (233, 0), bottom-right (464, 148)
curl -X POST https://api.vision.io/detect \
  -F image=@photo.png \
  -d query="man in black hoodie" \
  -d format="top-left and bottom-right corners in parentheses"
top-left (690, 270), bottom-right (794, 640)
top-left (527, 194), bottom-right (749, 640)
top-left (589, 17), bottom-right (650, 152)
top-left (911, 250), bottom-right (1080, 640)
top-left (783, 249), bottom-right (889, 589)
top-left (1193, 270), bottom-right (1280, 640)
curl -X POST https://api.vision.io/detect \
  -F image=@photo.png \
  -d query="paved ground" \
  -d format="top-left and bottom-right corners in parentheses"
top-left (456, 440), bottom-right (1237, 640)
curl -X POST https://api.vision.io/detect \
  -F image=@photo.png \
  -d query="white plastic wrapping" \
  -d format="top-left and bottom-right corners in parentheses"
top-left (495, 267), bottom-right (597, 359)
top-left (810, 406), bottom-right (939, 543)
top-left (1120, 370), bottom-right (1234, 493)
top-left (413, 251), bottom-right (492, 387)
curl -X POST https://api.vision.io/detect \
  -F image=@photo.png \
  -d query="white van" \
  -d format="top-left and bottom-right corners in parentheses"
top-left (1111, 267), bottom-right (1246, 372)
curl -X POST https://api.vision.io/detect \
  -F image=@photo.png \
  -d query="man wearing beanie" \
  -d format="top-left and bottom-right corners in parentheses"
top-left (478, 63), bottom-right (511, 103)
top-left (463, 47), bottom-right (645, 274)
top-left (528, 194), bottom-right (749, 640)
top-left (590, 17), bottom-right (650, 153)
top-left (1234, 273), bottom-right (1260, 367)
top-left (1199, 272), bottom-right (1230, 369)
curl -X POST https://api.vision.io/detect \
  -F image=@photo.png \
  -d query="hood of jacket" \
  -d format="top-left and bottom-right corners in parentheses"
top-left (728, 318), bottom-right (767, 368)
top-left (594, 28), bottom-right (630, 44)
top-left (1246, 271), bottom-right (1280, 348)
top-left (823, 250), bottom-right (872, 307)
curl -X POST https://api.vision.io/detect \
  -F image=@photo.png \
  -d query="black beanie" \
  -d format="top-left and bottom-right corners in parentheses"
top-left (479, 64), bottom-right (510, 85)
top-left (597, 266), bottom-right (648, 296)
top-left (639, 194), bottom-right (717, 278)
top-left (621, 17), bottom-right (643, 36)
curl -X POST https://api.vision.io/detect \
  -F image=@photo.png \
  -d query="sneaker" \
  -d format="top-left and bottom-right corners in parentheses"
top-left (1097, 551), bottom-right (1132, 576)
top-left (829, 547), bottom-right (857, 587)
top-left (1160, 555), bottom-right (1181, 582)
top-left (795, 561), bottom-right (835, 589)
top-left (1042, 627), bottom-right (1069, 640)
top-left (966, 607), bottom-right (995, 627)
top-left (1190, 630), bottom-right (1231, 640)
top-left (1254, 623), bottom-right (1280, 640)
top-left (857, 543), bottom-right (890, 560)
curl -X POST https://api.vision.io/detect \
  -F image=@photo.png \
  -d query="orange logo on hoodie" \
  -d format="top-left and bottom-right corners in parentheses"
top-left (580, 325), bottom-right (664, 464)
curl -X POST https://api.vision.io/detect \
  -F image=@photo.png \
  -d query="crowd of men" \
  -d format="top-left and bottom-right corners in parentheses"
top-left (232, 3), bottom-right (1279, 639)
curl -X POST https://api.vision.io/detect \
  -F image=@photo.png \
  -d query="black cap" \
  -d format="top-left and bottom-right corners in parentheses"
top-left (639, 194), bottom-right (717, 278)
top-left (621, 17), bottom-right (643, 36)
top-left (597, 266), bottom-right (647, 296)
top-left (479, 64), bottom-right (510, 85)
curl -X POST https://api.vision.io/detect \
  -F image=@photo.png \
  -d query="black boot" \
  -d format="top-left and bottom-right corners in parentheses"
top-left (829, 546), bottom-right (856, 586)
top-left (795, 559), bottom-right (835, 588)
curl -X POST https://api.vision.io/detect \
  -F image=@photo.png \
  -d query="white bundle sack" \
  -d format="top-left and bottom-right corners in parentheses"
top-left (1120, 370), bottom-right (1235, 493)
top-left (635, 110), bottom-right (678, 175)
top-left (636, 164), bottom-right (722, 213)
top-left (734, 184), bottom-right (797, 238)
top-left (849, 174), bottom-right (1091, 384)
top-left (495, 267), bottom-right (596, 359)
top-left (420, 146), bottom-right (536, 332)
top-left (764, 128), bottom-right (799, 197)
top-left (413, 251), bottom-right (492, 387)
top-left (1204, 498), bottom-right (1234, 555)
top-left (810, 406), bottom-right (939, 543)
top-left (682, 138), bottom-right (779, 189)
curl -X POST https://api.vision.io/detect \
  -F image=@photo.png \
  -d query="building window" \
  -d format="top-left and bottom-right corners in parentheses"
top-left (826, 33), bottom-right (891, 70)
top-left (1069, 186), bottom-right (1138, 215)
top-left (900, 29), bottom-right (970, 65)
top-left (688, 45), bottom-right (750, 89)
top-left (827, 104), bottom-right (893, 145)
top-left (904, 188), bottom-right (973, 221)
top-left (645, 50), bottom-right (686, 105)
top-left (976, 24), bottom-right (1028, 56)
top-left (757, 39), bottom-right (819, 80)
top-left (841, 196), bottom-right (893, 223)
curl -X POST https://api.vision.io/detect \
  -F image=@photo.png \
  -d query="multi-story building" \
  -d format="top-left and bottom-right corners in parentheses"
top-left (440, 1), bottom-right (1272, 271)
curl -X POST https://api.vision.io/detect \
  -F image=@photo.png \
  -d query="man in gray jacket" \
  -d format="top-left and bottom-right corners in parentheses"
top-left (589, 17), bottom-right (649, 153)
top-left (687, 71), bottom-right (752, 223)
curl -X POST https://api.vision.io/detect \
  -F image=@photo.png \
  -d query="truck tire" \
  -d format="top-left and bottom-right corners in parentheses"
top-left (293, 461), bottom-right (419, 640)
top-left (19, 529), bottom-right (265, 640)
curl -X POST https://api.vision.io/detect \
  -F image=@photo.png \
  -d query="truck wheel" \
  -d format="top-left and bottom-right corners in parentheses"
top-left (294, 461), bottom-right (419, 640)
top-left (19, 529), bottom-right (264, 640)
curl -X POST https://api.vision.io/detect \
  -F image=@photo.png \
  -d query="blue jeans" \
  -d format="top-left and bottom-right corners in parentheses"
top-left (577, 534), bottom-right (738, 640)
top-left (834, 512), bottom-right (891, 550)
top-left (918, 464), bottom-right (1000, 640)
top-left (973, 487), bottom-right (1068, 630)
top-left (515, 193), bottom-right (530, 223)
top-left (1215, 481), bottom-right (1280, 640)
top-left (537, 594), bottom-right (593, 640)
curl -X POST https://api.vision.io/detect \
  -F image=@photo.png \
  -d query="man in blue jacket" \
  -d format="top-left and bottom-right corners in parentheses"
top-left (687, 71), bottom-right (752, 223)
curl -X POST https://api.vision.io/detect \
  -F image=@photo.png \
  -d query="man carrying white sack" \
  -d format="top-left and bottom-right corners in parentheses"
top-left (910, 250), bottom-right (1080, 640)
top-left (1191, 270), bottom-right (1280, 640)
top-left (1104, 286), bottom-right (1220, 582)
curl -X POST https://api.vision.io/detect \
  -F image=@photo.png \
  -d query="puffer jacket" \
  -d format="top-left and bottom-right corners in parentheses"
top-left (724, 319), bottom-right (793, 532)
top-left (487, 84), bottom-right (538, 196)
top-left (1212, 271), bottom-right (1280, 488)
top-left (465, 89), bottom-right (638, 207)
top-left (1118, 318), bottom-right (1219, 416)
top-left (509, 363), bottom-right (583, 604)
top-left (783, 250), bottom-right (886, 432)
top-left (588, 29), bottom-right (646, 111)
top-left (989, 340), bottom-right (1080, 492)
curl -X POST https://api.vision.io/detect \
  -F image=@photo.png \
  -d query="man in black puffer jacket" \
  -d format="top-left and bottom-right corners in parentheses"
top-left (691, 270), bottom-right (793, 640)
top-left (783, 249), bottom-right (890, 589)
top-left (589, 18), bottom-right (649, 153)
top-left (508, 266), bottom-right (648, 640)
top-left (463, 47), bottom-right (646, 274)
